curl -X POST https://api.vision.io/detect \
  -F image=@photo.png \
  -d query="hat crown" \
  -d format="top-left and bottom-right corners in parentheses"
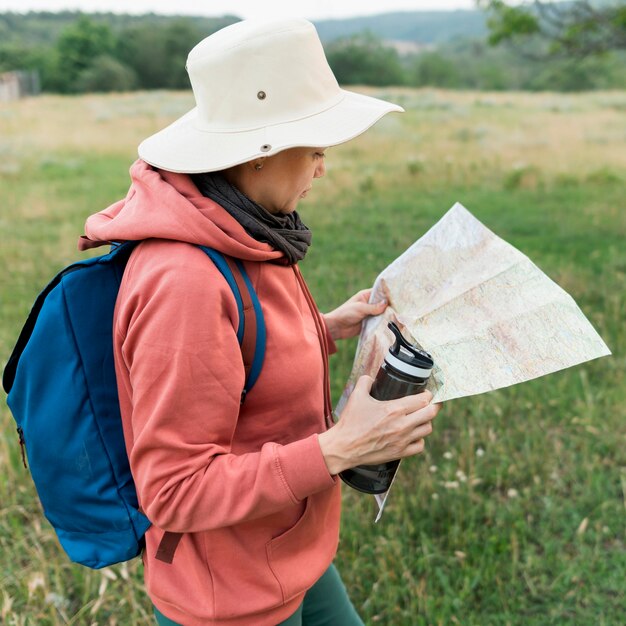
top-left (138, 18), bottom-right (402, 173)
top-left (187, 19), bottom-right (342, 132)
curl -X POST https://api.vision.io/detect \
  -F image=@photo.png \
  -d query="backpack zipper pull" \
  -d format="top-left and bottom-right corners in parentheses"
top-left (17, 427), bottom-right (27, 469)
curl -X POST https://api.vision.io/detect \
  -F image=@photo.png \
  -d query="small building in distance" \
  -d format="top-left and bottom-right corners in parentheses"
top-left (0, 70), bottom-right (40, 102)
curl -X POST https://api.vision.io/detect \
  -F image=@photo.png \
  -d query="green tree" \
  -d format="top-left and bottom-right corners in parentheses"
top-left (412, 52), bottom-right (460, 88)
top-left (161, 20), bottom-right (203, 89)
top-left (479, 0), bottom-right (626, 57)
top-left (524, 52), bottom-right (625, 90)
top-left (116, 20), bottom-right (204, 90)
top-left (325, 33), bottom-right (406, 86)
top-left (75, 54), bottom-right (137, 92)
top-left (51, 15), bottom-right (115, 92)
top-left (0, 42), bottom-right (47, 73)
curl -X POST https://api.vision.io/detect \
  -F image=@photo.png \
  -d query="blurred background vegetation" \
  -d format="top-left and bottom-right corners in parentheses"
top-left (1, 1), bottom-right (625, 94)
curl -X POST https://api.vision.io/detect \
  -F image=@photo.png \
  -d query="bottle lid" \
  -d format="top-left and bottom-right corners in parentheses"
top-left (385, 322), bottom-right (433, 379)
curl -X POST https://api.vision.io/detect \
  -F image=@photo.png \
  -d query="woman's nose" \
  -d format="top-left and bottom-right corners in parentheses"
top-left (314, 158), bottom-right (326, 178)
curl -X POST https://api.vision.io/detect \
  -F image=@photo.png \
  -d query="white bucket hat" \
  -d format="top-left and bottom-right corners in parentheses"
top-left (138, 18), bottom-right (404, 173)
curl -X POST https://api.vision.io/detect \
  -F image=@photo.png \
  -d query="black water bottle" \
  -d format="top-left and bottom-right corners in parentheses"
top-left (339, 322), bottom-right (434, 495)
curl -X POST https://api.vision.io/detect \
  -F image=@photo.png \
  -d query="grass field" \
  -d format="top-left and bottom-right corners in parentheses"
top-left (1, 88), bottom-right (625, 625)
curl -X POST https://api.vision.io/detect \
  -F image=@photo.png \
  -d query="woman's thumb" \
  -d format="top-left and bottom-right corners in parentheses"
top-left (356, 374), bottom-right (375, 394)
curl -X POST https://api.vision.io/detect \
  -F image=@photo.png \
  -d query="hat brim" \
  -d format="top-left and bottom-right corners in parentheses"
top-left (138, 89), bottom-right (404, 173)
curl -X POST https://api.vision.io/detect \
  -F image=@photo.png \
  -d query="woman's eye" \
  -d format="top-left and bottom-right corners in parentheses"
top-left (315, 152), bottom-right (326, 158)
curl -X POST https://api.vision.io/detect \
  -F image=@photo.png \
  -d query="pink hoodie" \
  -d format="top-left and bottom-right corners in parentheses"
top-left (83, 161), bottom-right (341, 625)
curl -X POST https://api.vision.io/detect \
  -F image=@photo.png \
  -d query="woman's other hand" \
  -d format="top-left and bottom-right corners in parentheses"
top-left (318, 375), bottom-right (440, 475)
top-left (324, 289), bottom-right (387, 341)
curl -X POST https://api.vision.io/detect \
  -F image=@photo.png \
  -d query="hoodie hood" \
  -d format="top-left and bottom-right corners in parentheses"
top-left (80, 159), bottom-right (283, 262)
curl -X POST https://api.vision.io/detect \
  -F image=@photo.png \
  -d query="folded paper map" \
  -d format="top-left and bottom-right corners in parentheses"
top-left (336, 203), bottom-right (611, 519)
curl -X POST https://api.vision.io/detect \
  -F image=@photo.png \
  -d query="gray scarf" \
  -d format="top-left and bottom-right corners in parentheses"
top-left (192, 172), bottom-right (312, 265)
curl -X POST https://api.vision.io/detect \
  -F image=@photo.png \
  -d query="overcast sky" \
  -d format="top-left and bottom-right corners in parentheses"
top-left (0, 0), bottom-right (480, 20)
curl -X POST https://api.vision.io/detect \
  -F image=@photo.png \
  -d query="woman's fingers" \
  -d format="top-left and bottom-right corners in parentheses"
top-left (350, 289), bottom-right (386, 314)
top-left (362, 378), bottom-right (433, 409)
top-left (355, 378), bottom-right (440, 433)
top-left (407, 401), bottom-right (441, 425)
top-left (352, 288), bottom-right (372, 302)
top-left (393, 410), bottom-right (434, 450)
top-left (402, 439), bottom-right (426, 457)
top-left (390, 396), bottom-right (439, 432)
top-left (389, 389), bottom-right (433, 413)
top-left (394, 404), bottom-right (438, 459)
top-left (397, 420), bottom-right (435, 460)
top-left (410, 420), bottom-right (433, 442)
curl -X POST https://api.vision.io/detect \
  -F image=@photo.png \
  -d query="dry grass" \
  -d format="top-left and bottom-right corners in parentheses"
top-left (2, 88), bottom-right (625, 179)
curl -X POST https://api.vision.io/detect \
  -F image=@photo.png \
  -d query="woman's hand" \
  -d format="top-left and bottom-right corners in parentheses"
top-left (318, 375), bottom-right (441, 475)
top-left (323, 289), bottom-right (387, 341)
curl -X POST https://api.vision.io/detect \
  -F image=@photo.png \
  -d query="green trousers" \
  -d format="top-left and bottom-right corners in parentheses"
top-left (153, 563), bottom-right (364, 626)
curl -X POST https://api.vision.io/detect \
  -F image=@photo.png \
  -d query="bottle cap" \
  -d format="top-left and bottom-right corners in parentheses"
top-left (385, 322), bottom-right (433, 379)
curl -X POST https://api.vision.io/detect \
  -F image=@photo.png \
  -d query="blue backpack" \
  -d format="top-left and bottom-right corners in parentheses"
top-left (2, 241), bottom-right (266, 569)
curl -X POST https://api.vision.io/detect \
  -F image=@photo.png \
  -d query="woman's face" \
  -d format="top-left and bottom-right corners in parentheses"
top-left (249, 147), bottom-right (327, 215)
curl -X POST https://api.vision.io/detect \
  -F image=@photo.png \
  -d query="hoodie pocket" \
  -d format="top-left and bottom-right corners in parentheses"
top-left (266, 493), bottom-right (338, 604)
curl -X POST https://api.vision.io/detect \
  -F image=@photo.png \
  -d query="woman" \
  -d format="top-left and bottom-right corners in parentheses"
top-left (81, 18), bottom-right (440, 626)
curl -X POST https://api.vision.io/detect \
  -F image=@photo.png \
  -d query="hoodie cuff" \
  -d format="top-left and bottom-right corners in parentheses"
top-left (276, 434), bottom-right (337, 502)
top-left (321, 315), bottom-right (338, 355)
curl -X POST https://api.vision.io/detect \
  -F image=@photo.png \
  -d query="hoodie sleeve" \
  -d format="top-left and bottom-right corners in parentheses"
top-left (114, 242), bottom-right (335, 533)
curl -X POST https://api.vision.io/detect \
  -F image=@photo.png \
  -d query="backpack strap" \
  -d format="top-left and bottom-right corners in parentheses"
top-left (199, 246), bottom-right (266, 403)
top-left (156, 247), bottom-right (265, 565)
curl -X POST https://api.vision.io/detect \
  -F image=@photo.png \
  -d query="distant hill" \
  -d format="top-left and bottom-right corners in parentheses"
top-left (0, 9), bottom-right (487, 48)
top-left (314, 10), bottom-right (487, 45)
